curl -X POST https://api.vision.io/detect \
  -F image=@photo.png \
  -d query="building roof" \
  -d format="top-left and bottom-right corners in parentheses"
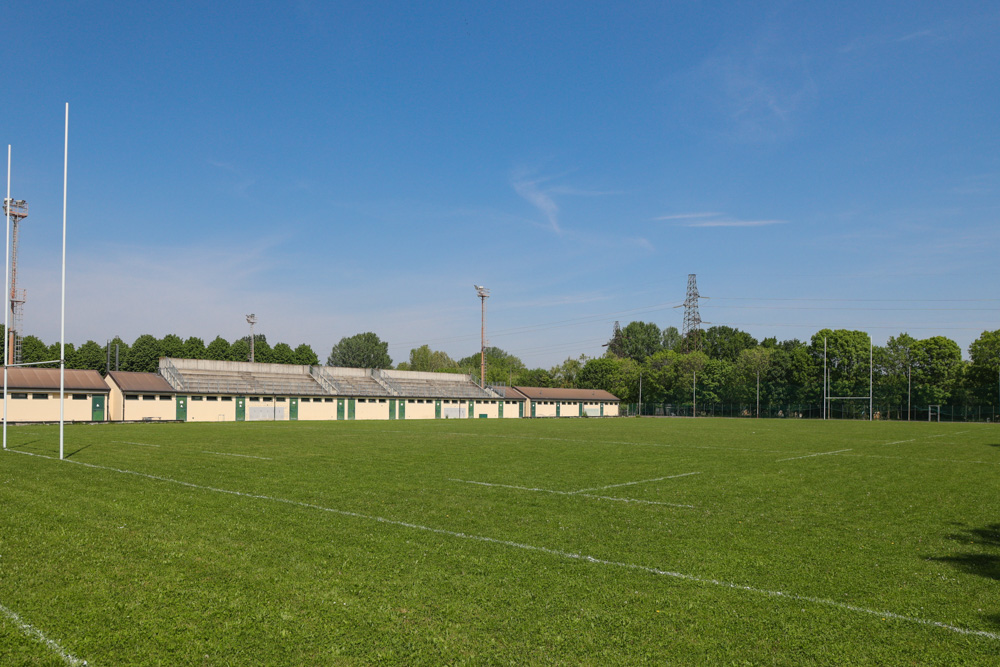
top-left (107, 371), bottom-right (175, 394)
top-left (491, 386), bottom-right (527, 401)
top-left (3, 368), bottom-right (109, 392)
top-left (512, 386), bottom-right (620, 402)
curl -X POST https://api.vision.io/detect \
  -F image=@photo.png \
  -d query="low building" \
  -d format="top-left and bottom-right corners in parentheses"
top-left (1, 368), bottom-right (110, 422)
top-left (512, 386), bottom-right (620, 417)
top-left (106, 371), bottom-right (179, 422)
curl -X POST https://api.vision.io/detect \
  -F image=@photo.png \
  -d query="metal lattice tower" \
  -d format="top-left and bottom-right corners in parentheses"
top-left (681, 274), bottom-right (703, 352)
top-left (3, 197), bottom-right (28, 365)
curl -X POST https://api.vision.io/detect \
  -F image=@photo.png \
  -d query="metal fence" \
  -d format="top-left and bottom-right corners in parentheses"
top-left (622, 402), bottom-right (1000, 422)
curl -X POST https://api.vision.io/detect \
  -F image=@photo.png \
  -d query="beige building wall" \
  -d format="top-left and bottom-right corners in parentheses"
top-left (2, 392), bottom-right (103, 422)
top-left (119, 395), bottom-right (177, 421)
top-left (355, 398), bottom-right (390, 420)
top-left (401, 399), bottom-right (436, 420)
top-left (185, 395), bottom-right (239, 422)
top-left (532, 400), bottom-right (559, 417)
top-left (501, 400), bottom-right (523, 418)
top-left (298, 397), bottom-right (340, 421)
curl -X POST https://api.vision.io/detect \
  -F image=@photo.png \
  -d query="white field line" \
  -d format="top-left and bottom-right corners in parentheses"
top-left (450, 478), bottom-right (695, 508)
top-left (570, 472), bottom-right (701, 494)
top-left (202, 452), bottom-right (272, 460)
top-left (839, 453), bottom-right (1000, 467)
top-left (878, 431), bottom-right (971, 446)
top-left (0, 601), bottom-right (87, 666)
top-left (6, 449), bottom-right (998, 642)
top-left (112, 440), bottom-right (160, 448)
top-left (776, 449), bottom-right (852, 462)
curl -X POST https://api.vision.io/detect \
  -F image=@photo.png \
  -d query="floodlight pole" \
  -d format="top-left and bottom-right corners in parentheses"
top-left (869, 334), bottom-right (873, 422)
top-left (823, 337), bottom-right (827, 420)
top-left (3, 145), bottom-right (10, 451)
top-left (246, 314), bottom-right (257, 363)
top-left (756, 369), bottom-right (760, 419)
top-left (59, 103), bottom-right (68, 460)
top-left (907, 364), bottom-right (911, 421)
top-left (474, 286), bottom-right (489, 386)
top-left (692, 370), bottom-right (696, 417)
top-left (638, 371), bottom-right (642, 417)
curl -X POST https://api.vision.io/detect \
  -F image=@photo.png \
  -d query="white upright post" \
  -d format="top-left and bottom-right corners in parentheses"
top-left (3, 145), bottom-right (10, 450)
top-left (823, 337), bottom-right (827, 420)
top-left (869, 334), bottom-right (873, 421)
top-left (59, 104), bottom-right (68, 460)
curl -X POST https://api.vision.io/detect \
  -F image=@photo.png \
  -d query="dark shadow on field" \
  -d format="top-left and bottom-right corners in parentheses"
top-left (931, 523), bottom-right (1000, 628)
top-left (64, 443), bottom-right (93, 458)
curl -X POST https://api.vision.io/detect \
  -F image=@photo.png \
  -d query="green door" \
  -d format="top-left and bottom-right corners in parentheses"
top-left (600, 403), bottom-right (604, 417)
top-left (176, 396), bottom-right (187, 422)
top-left (435, 400), bottom-right (441, 419)
top-left (348, 398), bottom-right (356, 420)
top-left (519, 402), bottom-right (524, 418)
top-left (498, 401), bottom-right (504, 419)
top-left (91, 394), bottom-right (105, 421)
top-left (290, 398), bottom-right (299, 421)
top-left (236, 397), bottom-right (246, 421)
top-left (337, 399), bottom-right (345, 420)
top-left (579, 402), bottom-right (584, 417)
top-left (556, 402), bottom-right (561, 417)
top-left (399, 400), bottom-right (406, 420)
top-left (531, 401), bottom-right (536, 418)
top-left (468, 400), bottom-right (474, 418)
top-left (389, 399), bottom-right (396, 420)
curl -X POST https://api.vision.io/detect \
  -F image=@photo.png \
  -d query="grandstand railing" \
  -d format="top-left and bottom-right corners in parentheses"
top-left (309, 366), bottom-right (341, 394)
top-left (159, 359), bottom-right (187, 392)
top-left (370, 369), bottom-right (401, 396)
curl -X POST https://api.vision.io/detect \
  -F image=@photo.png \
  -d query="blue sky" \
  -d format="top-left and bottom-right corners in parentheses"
top-left (4, 1), bottom-right (999, 367)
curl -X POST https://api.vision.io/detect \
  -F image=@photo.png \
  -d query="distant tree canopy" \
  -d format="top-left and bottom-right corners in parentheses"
top-left (328, 332), bottom-right (392, 369)
top-left (458, 347), bottom-right (525, 385)
top-left (398, 345), bottom-right (458, 373)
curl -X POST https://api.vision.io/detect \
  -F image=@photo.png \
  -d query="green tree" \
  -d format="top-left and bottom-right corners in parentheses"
top-left (328, 332), bottom-right (392, 369)
top-left (69, 340), bottom-right (106, 373)
top-left (578, 356), bottom-right (640, 402)
top-left (205, 336), bottom-right (231, 361)
top-left (108, 336), bottom-right (130, 371)
top-left (160, 334), bottom-right (184, 359)
top-left (246, 334), bottom-right (273, 363)
top-left (967, 329), bottom-right (1000, 404)
top-left (550, 355), bottom-right (587, 387)
top-left (458, 347), bottom-right (525, 384)
top-left (126, 334), bottom-right (162, 373)
top-left (405, 345), bottom-right (458, 372)
top-left (20, 335), bottom-right (52, 366)
top-left (292, 343), bottom-right (319, 366)
top-left (661, 326), bottom-right (682, 351)
top-left (810, 329), bottom-right (872, 399)
top-left (229, 338), bottom-right (250, 362)
top-left (271, 342), bottom-right (295, 364)
top-left (183, 336), bottom-right (206, 359)
top-left (617, 321), bottom-right (663, 362)
top-left (737, 347), bottom-right (774, 413)
top-left (513, 368), bottom-right (555, 387)
top-left (702, 326), bottom-right (758, 363)
top-left (910, 336), bottom-right (963, 405)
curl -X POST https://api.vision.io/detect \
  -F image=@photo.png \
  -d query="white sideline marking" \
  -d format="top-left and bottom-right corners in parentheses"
top-left (0, 601), bottom-right (86, 666)
top-left (776, 449), bottom-right (852, 462)
top-left (879, 431), bottom-right (970, 446)
top-left (203, 452), bottom-right (272, 460)
top-left (571, 472), bottom-right (700, 494)
top-left (113, 440), bottom-right (159, 448)
top-left (451, 478), bottom-right (695, 508)
top-left (7, 449), bottom-right (1000, 642)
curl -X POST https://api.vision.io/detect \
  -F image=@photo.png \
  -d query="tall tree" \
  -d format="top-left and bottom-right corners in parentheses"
top-left (661, 326), bottom-right (682, 351)
top-left (967, 329), bottom-right (1000, 403)
top-left (458, 347), bottom-right (524, 384)
top-left (617, 321), bottom-right (663, 362)
top-left (69, 340), bottom-right (106, 373)
top-left (205, 336), bottom-right (231, 361)
top-left (160, 334), bottom-right (184, 359)
top-left (229, 338), bottom-right (250, 362)
top-left (126, 334), bottom-right (162, 373)
top-left (271, 342), bottom-right (295, 364)
top-left (20, 335), bottom-right (53, 366)
top-left (702, 326), bottom-right (758, 363)
top-left (182, 336), bottom-right (206, 359)
top-left (292, 343), bottom-right (319, 366)
top-left (405, 345), bottom-right (458, 372)
top-left (550, 355), bottom-right (587, 387)
top-left (328, 332), bottom-right (392, 369)
top-left (577, 356), bottom-right (640, 402)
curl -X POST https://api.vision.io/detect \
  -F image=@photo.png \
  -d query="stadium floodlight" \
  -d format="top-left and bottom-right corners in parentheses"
top-left (474, 286), bottom-right (489, 386)
top-left (246, 314), bottom-right (257, 363)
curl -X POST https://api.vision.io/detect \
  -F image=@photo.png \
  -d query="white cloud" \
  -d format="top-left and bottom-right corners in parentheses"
top-left (656, 212), bottom-right (787, 228)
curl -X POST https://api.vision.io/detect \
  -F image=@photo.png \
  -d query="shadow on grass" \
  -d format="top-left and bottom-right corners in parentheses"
top-left (64, 443), bottom-right (93, 458)
top-left (931, 523), bottom-right (1000, 628)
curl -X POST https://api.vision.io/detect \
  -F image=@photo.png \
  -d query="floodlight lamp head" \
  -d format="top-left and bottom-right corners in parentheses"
top-left (474, 285), bottom-right (489, 298)
top-left (246, 313), bottom-right (257, 325)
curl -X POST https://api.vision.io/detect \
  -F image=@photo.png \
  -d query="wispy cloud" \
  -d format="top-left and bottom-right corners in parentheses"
top-left (509, 168), bottom-right (621, 234)
top-left (657, 212), bottom-right (787, 228)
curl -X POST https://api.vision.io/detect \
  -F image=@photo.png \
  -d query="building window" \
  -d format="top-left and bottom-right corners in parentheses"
top-left (159, 395), bottom-right (172, 400)
top-left (221, 396), bottom-right (233, 402)
top-left (276, 397), bottom-right (286, 403)
top-left (378, 399), bottom-right (385, 403)
top-left (301, 397), bottom-right (310, 403)
top-left (206, 396), bottom-right (218, 402)
top-left (32, 393), bottom-right (49, 400)
top-left (11, 393), bottom-right (27, 399)
top-left (325, 398), bottom-right (333, 403)
top-left (125, 395), bottom-right (139, 401)
top-left (249, 397), bottom-right (260, 402)
top-left (72, 394), bottom-right (87, 401)
top-left (191, 396), bottom-right (204, 401)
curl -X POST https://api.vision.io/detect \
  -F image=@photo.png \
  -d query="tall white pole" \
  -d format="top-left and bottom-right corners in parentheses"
top-left (59, 104), bottom-right (68, 460)
top-left (823, 337), bottom-right (827, 420)
top-left (3, 145), bottom-right (10, 450)
top-left (869, 334), bottom-right (873, 421)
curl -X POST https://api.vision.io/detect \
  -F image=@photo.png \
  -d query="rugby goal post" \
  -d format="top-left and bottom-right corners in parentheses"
top-left (823, 333), bottom-right (874, 421)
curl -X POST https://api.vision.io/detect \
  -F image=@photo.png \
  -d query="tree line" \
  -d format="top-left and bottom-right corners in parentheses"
top-left (2, 326), bottom-right (319, 375)
top-left (11, 324), bottom-right (1000, 412)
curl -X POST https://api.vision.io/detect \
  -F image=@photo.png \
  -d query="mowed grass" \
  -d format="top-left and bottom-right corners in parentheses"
top-left (1, 418), bottom-right (999, 665)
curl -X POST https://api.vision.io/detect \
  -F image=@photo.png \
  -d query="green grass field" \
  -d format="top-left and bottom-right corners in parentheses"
top-left (1, 417), bottom-right (999, 665)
